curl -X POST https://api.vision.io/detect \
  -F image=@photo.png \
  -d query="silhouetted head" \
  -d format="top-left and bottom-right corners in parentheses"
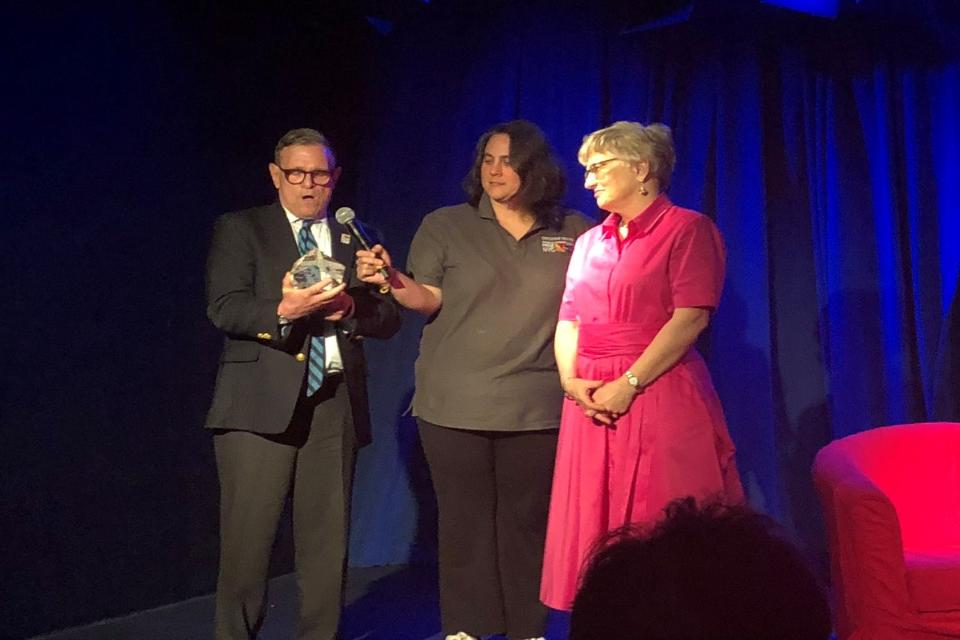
top-left (570, 497), bottom-right (832, 640)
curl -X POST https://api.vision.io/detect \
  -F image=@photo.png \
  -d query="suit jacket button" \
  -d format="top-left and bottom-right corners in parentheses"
top-left (295, 353), bottom-right (306, 362)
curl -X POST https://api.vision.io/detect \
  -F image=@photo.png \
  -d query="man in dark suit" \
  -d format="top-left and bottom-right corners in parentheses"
top-left (205, 128), bottom-right (401, 639)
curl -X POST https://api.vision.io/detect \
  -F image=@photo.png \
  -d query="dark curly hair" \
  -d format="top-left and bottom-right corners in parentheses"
top-left (463, 120), bottom-right (566, 229)
top-left (570, 497), bottom-right (832, 640)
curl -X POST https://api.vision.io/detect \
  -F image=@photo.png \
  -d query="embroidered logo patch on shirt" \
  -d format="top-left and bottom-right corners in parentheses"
top-left (541, 236), bottom-right (574, 253)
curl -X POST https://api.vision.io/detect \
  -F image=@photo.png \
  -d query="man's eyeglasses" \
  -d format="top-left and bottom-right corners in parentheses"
top-left (277, 167), bottom-right (336, 187)
top-left (584, 157), bottom-right (626, 179)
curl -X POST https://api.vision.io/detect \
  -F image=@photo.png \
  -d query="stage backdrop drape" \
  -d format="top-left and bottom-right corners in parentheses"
top-left (347, 1), bottom-right (960, 566)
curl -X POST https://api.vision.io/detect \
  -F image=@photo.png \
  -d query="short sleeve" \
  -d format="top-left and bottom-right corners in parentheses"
top-left (406, 213), bottom-right (447, 288)
top-left (669, 215), bottom-right (726, 310)
top-left (558, 232), bottom-right (591, 322)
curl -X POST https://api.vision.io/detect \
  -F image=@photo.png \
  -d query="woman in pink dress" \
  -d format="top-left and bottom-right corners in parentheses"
top-left (540, 121), bottom-right (744, 610)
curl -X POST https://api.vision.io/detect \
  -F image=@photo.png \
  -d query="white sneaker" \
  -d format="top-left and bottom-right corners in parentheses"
top-left (445, 633), bottom-right (478, 640)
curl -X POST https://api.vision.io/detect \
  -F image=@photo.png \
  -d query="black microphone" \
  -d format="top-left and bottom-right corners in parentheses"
top-left (335, 207), bottom-right (392, 292)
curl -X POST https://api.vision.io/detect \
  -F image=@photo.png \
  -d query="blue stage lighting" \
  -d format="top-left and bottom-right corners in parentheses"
top-left (761, 0), bottom-right (839, 18)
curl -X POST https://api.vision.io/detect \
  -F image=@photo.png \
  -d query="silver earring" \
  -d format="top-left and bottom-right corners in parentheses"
top-left (639, 183), bottom-right (648, 196)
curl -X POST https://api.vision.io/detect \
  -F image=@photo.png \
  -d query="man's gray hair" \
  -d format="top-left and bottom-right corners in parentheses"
top-left (274, 128), bottom-right (337, 166)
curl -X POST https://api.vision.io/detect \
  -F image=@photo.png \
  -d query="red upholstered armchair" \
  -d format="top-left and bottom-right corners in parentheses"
top-left (813, 422), bottom-right (960, 640)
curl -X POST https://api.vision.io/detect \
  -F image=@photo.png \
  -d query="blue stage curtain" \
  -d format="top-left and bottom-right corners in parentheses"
top-left (347, 3), bottom-right (960, 565)
top-left (934, 279), bottom-right (960, 420)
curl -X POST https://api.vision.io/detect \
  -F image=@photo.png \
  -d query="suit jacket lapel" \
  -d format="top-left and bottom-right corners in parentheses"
top-left (264, 201), bottom-right (301, 270)
top-left (265, 203), bottom-right (356, 282)
top-left (328, 218), bottom-right (356, 272)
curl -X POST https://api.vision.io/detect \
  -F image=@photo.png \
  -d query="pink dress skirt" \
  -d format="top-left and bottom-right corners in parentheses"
top-left (539, 322), bottom-right (743, 610)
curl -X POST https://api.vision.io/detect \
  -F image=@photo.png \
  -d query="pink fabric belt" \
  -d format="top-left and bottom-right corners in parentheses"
top-left (577, 322), bottom-right (700, 364)
top-left (577, 322), bottom-right (659, 358)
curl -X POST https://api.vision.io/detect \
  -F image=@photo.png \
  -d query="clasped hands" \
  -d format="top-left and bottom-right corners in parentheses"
top-left (277, 273), bottom-right (354, 322)
top-left (563, 376), bottom-right (637, 425)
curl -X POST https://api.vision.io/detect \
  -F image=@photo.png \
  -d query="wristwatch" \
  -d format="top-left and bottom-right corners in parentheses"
top-left (624, 370), bottom-right (641, 392)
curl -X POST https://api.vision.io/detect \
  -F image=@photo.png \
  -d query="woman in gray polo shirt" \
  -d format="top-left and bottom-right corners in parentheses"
top-left (356, 120), bottom-right (592, 640)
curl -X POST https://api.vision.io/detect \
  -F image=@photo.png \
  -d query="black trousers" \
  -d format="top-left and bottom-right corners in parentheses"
top-left (214, 377), bottom-right (355, 640)
top-left (418, 419), bottom-right (558, 639)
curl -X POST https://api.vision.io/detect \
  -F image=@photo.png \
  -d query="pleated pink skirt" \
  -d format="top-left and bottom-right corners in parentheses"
top-left (540, 323), bottom-right (743, 610)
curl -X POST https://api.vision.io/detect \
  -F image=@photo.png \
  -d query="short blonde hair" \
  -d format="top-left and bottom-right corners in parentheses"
top-left (578, 121), bottom-right (676, 189)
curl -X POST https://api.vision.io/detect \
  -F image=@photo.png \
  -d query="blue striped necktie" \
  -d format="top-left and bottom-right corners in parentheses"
top-left (297, 219), bottom-right (325, 396)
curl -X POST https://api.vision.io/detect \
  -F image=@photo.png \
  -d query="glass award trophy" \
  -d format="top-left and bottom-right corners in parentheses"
top-left (290, 249), bottom-right (346, 290)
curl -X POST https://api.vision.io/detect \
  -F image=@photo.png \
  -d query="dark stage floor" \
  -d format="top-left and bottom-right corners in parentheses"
top-left (30, 565), bottom-right (571, 640)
